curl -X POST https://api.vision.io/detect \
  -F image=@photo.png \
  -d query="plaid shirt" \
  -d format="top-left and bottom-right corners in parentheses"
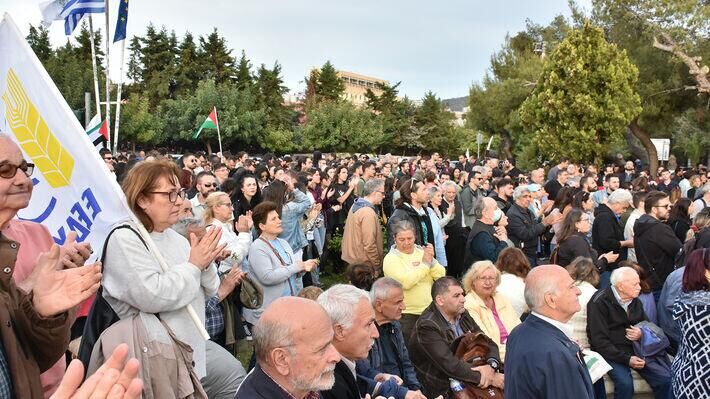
top-left (205, 296), bottom-right (224, 339)
top-left (0, 341), bottom-right (14, 398)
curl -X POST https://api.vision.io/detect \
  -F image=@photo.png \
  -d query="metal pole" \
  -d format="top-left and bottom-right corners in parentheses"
top-left (84, 92), bottom-right (91, 127)
top-left (88, 16), bottom-right (102, 121)
top-left (215, 107), bottom-right (223, 156)
top-left (104, 0), bottom-right (112, 153)
top-left (113, 38), bottom-right (126, 156)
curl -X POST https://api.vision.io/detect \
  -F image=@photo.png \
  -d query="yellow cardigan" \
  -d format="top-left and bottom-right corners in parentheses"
top-left (464, 291), bottom-right (521, 360)
top-left (383, 248), bottom-right (446, 315)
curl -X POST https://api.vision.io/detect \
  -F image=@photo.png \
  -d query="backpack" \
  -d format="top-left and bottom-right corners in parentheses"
top-left (77, 225), bottom-right (147, 373)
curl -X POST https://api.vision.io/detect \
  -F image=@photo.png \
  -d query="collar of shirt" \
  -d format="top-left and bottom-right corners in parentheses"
top-left (341, 357), bottom-right (357, 380)
top-left (437, 308), bottom-right (464, 335)
top-left (531, 311), bottom-right (574, 339)
top-left (610, 286), bottom-right (632, 312)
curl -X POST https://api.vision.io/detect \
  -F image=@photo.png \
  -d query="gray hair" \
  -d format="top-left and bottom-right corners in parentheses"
top-left (317, 284), bottom-right (370, 329)
top-left (391, 220), bottom-right (416, 237)
top-left (253, 314), bottom-right (295, 363)
top-left (608, 189), bottom-right (633, 206)
top-left (171, 217), bottom-right (202, 239)
top-left (513, 185), bottom-right (530, 201)
top-left (370, 277), bottom-right (403, 304)
top-left (610, 266), bottom-right (638, 286)
top-left (472, 166), bottom-right (486, 175)
top-left (363, 178), bottom-right (385, 197)
top-left (524, 276), bottom-right (559, 311)
top-left (441, 181), bottom-right (458, 192)
top-left (427, 186), bottom-right (441, 201)
top-left (699, 182), bottom-right (710, 196)
top-left (473, 197), bottom-right (492, 219)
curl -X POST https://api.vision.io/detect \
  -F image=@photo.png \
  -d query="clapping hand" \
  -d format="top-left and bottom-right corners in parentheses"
top-left (235, 215), bottom-right (251, 233)
top-left (51, 344), bottom-right (143, 399)
top-left (32, 245), bottom-right (102, 318)
top-left (422, 244), bottom-right (435, 265)
top-left (61, 231), bottom-right (93, 269)
top-left (189, 226), bottom-right (226, 270)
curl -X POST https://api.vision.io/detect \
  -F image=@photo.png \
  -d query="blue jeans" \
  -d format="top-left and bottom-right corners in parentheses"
top-left (607, 360), bottom-right (672, 399)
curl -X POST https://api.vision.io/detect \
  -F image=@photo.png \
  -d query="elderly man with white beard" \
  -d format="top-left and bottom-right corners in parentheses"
top-left (319, 284), bottom-right (425, 399)
top-left (235, 296), bottom-right (341, 398)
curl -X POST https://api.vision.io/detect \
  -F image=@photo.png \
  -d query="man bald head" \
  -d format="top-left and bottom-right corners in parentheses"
top-left (251, 297), bottom-right (341, 397)
top-left (524, 264), bottom-right (581, 323)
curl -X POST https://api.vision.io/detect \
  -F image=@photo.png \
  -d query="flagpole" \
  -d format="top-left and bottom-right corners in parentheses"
top-left (215, 106), bottom-right (223, 156)
top-left (113, 38), bottom-right (126, 156)
top-left (87, 16), bottom-right (102, 124)
top-left (104, 0), bottom-right (112, 154)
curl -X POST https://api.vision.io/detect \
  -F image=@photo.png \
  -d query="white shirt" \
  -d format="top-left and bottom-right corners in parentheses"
top-left (531, 311), bottom-right (575, 339)
top-left (624, 209), bottom-right (644, 262)
top-left (190, 195), bottom-right (206, 220)
top-left (499, 273), bottom-right (528, 318)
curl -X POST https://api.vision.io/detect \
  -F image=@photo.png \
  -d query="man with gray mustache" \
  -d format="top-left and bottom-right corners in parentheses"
top-left (319, 284), bottom-right (427, 399)
top-left (235, 296), bottom-right (341, 399)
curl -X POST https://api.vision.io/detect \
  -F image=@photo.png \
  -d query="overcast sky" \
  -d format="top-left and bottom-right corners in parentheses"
top-left (2, 1), bottom-right (591, 100)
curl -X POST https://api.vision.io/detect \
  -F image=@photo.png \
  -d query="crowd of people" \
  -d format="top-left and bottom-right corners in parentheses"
top-left (2, 133), bottom-right (709, 399)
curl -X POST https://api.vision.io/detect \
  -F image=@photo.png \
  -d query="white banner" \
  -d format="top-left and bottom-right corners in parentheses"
top-left (0, 13), bottom-right (129, 249)
top-left (0, 14), bottom-right (209, 338)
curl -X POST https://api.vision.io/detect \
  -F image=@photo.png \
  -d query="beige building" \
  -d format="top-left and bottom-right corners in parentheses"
top-left (338, 70), bottom-right (389, 106)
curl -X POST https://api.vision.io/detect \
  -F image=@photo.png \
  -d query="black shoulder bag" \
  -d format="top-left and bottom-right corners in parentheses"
top-left (77, 225), bottom-right (147, 374)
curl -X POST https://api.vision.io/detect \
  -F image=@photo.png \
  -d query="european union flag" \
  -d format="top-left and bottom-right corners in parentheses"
top-left (113, 0), bottom-right (129, 42)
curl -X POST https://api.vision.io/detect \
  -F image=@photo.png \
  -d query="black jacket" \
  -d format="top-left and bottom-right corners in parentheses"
top-left (387, 203), bottom-right (436, 249)
top-left (696, 228), bottom-right (710, 249)
top-left (506, 202), bottom-right (546, 258)
top-left (634, 214), bottom-right (683, 291)
top-left (557, 232), bottom-right (608, 271)
top-left (667, 218), bottom-right (691, 244)
top-left (361, 320), bottom-right (421, 391)
top-left (544, 179), bottom-right (563, 202)
top-left (236, 364), bottom-right (317, 398)
top-left (591, 204), bottom-right (626, 269)
top-left (464, 220), bottom-right (507, 266)
top-left (440, 198), bottom-right (467, 239)
top-left (321, 360), bottom-right (364, 399)
top-left (408, 302), bottom-right (499, 398)
top-left (587, 287), bottom-right (647, 365)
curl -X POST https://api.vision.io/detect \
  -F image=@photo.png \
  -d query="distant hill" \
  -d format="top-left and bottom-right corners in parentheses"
top-left (442, 96), bottom-right (468, 113)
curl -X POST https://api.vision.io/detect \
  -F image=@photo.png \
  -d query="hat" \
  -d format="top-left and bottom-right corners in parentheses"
top-left (240, 274), bottom-right (264, 310)
top-left (527, 184), bottom-right (541, 192)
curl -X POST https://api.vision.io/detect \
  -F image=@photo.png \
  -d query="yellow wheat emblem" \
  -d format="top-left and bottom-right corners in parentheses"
top-left (2, 68), bottom-right (74, 188)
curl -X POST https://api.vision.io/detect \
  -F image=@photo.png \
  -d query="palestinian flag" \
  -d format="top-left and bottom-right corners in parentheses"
top-left (193, 107), bottom-right (218, 139)
top-left (86, 113), bottom-right (109, 149)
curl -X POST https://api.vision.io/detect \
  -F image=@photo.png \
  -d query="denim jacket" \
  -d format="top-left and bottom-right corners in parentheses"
top-left (278, 189), bottom-right (312, 253)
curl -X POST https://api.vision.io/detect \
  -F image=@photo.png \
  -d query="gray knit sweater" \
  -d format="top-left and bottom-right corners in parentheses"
top-left (101, 222), bottom-right (219, 378)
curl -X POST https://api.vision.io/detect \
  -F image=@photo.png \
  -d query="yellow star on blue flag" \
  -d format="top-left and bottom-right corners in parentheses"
top-left (113, 0), bottom-right (129, 42)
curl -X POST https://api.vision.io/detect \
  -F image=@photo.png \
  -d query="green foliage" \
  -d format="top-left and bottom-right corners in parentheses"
top-left (671, 108), bottom-right (710, 165)
top-left (520, 22), bottom-right (642, 163)
top-left (301, 101), bottom-right (384, 152)
top-left (120, 93), bottom-right (165, 143)
top-left (255, 62), bottom-right (294, 131)
top-left (314, 61), bottom-right (345, 102)
top-left (26, 25), bottom-right (52, 64)
top-left (235, 50), bottom-right (254, 90)
top-left (415, 92), bottom-right (456, 151)
top-left (199, 28), bottom-right (237, 84)
top-left (365, 83), bottom-right (418, 153)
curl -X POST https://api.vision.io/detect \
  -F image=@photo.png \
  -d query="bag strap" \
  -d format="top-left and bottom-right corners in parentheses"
top-left (258, 237), bottom-right (296, 295)
top-left (97, 225), bottom-right (148, 296)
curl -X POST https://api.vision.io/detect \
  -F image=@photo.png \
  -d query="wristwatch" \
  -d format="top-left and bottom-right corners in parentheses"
top-left (486, 358), bottom-right (500, 372)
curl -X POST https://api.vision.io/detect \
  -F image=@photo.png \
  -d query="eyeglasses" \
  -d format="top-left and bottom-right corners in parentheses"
top-left (0, 161), bottom-right (34, 179)
top-left (653, 204), bottom-right (672, 209)
top-left (202, 183), bottom-right (217, 188)
top-left (218, 202), bottom-right (234, 208)
top-left (103, 156), bottom-right (114, 161)
top-left (147, 188), bottom-right (186, 203)
top-left (477, 276), bottom-right (497, 282)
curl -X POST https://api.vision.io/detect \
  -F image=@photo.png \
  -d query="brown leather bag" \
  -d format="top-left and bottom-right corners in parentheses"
top-left (449, 332), bottom-right (505, 399)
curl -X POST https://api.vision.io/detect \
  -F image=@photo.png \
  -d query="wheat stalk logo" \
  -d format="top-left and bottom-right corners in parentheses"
top-left (2, 68), bottom-right (74, 188)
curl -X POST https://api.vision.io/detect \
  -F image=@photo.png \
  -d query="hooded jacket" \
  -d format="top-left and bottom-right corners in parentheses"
top-left (341, 198), bottom-right (384, 270)
top-left (633, 214), bottom-right (682, 291)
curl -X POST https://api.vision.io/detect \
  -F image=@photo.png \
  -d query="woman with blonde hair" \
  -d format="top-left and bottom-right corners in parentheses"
top-left (203, 191), bottom-right (252, 269)
top-left (462, 260), bottom-right (520, 359)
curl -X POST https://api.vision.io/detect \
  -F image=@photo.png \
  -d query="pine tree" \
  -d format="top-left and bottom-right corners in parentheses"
top-left (140, 25), bottom-right (179, 106)
top-left (199, 28), bottom-right (237, 84)
top-left (235, 50), bottom-right (253, 90)
top-left (256, 62), bottom-right (293, 130)
top-left (26, 24), bottom-right (52, 65)
top-left (315, 61), bottom-right (344, 102)
top-left (126, 36), bottom-right (143, 82)
top-left (174, 32), bottom-right (203, 94)
top-left (415, 91), bottom-right (455, 152)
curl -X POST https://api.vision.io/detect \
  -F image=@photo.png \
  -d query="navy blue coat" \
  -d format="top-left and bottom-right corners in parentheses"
top-left (504, 314), bottom-right (594, 399)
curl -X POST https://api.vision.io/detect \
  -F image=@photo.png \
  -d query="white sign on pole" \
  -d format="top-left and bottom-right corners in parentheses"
top-left (650, 138), bottom-right (671, 161)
